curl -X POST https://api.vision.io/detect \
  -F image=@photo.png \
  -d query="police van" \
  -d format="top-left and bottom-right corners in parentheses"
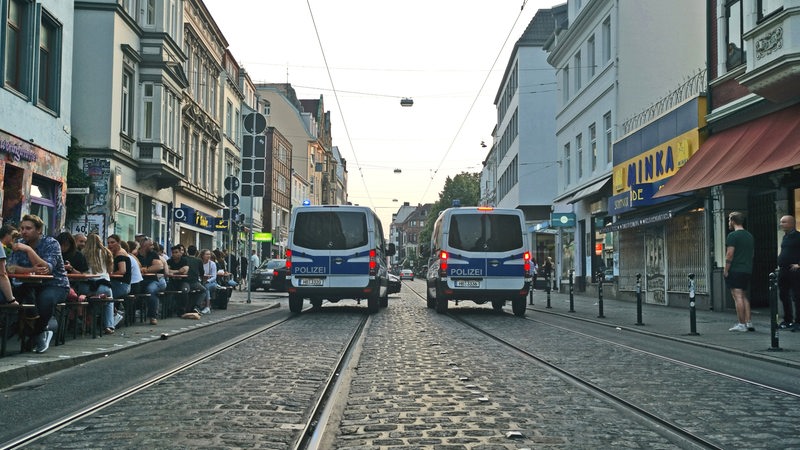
top-left (286, 205), bottom-right (395, 313)
top-left (425, 206), bottom-right (531, 316)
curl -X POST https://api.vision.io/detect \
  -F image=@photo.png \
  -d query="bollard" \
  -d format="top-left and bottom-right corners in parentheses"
top-left (545, 272), bottom-right (552, 309)
top-left (768, 270), bottom-right (781, 351)
top-left (529, 285), bottom-right (534, 305)
top-left (635, 273), bottom-right (644, 325)
top-left (688, 273), bottom-right (699, 336)
top-left (568, 269), bottom-right (575, 313)
top-left (597, 270), bottom-right (605, 318)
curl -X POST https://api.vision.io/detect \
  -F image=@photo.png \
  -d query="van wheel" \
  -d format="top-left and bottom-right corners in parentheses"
top-left (380, 294), bottom-right (388, 308)
top-left (512, 297), bottom-right (526, 317)
top-left (435, 293), bottom-right (448, 314)
top-left (289, 294), bottom-right (303, 314)
top-left (426, 291), bottom-right (435, 309)
top-left (492, 300), bottom-right (504, 312)
top-left (367, 293), bottom-right (380, 313)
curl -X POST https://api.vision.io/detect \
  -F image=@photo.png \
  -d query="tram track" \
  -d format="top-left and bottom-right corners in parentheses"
top-left (1, 307), bottom-right (369, 450)
top-left (402, 281), bottom-right (799, 449)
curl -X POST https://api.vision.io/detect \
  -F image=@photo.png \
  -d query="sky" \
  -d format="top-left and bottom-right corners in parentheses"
top-left (203, 0), bottom-right (563, 228)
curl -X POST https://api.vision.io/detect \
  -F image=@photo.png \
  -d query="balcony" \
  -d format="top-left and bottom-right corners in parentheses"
top-left (136, 144), bottom-right (184, 189)
top-left (738, 7), bottom-right (800, 102)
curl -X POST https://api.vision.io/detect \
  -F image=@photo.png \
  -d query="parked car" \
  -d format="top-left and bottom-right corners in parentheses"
top-left (250, 259), bottom-right (289, 291)
top-left (400, 269), bottom-right (414, 280)
top-left (387, 273), bottom-right (401, 294)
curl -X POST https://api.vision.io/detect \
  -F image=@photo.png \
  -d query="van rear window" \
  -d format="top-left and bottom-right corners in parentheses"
top-left (448, 214), bottom-right (523, 252)
top-left (293, 211), bottom-right (369, 250)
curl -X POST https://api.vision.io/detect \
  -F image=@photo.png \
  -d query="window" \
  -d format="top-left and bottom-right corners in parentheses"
top-left (5, 0), bottom-right (32, 95)
top-left (726, 0), bottom-right (745, 70)
top-left (759, 0), bottom-right (782, 20)
top-left (37, 12), bottom-right (61, 112)
top-left (167, 93), bottom-right (176, 148)
top-left (587, 35), bottom-right (596, 78)
top-left (225, 100), bottom-right (233, 137)
top-left (576, 133), bottom-right (583, 178)
top-left (562, 65), bottom-right (570, 103)
top-left (574, 51), bottom-right (582, 91)
top-left (146, 0), bottom-right (156, 26)
top-left (589, 123), bottom-right (597, 172)
top-left (30, 176), bottom-right (57, 233)
top-left (121, 70), bottom-right (133, 136)
top-left (143, 83), bottom-right (154, 139)
top-left (201, 140), bottom-right (208, 189)
top-left (191, 133), bottom-right (199, 182)
top-left (564, 143), bottom-right (571, 185)
top-left (604, 112), bottom-right (612, 164)
top-left (115, 190), bottom-right (138, 241)
top-left (602, 16), bottom-right (611, 63)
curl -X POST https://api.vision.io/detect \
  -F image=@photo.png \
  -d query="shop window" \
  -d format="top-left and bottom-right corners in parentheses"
top-left (30, 176), bottom-right (57, 234)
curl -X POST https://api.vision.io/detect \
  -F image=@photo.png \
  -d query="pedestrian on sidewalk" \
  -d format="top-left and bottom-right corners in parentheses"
top-left (725, 211), bottom-right (755, 332)
top-left (778, 215), bottom-right (800, 331)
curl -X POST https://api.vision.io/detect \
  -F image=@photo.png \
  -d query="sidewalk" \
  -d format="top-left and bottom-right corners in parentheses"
top-left (0, 290), bottom-right (281, 390)
top-left (528, 289), bottom-right (800, 368)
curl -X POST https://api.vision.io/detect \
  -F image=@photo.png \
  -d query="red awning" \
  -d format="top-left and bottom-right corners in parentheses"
top-left (654, 104), bottom-right (800, 198)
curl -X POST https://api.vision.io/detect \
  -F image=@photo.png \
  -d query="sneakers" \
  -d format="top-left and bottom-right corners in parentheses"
top-left (746, 322), bottom-right (755, 332)
top-left (113, 312), bottom-right (124, 327)
top-left (779, 321), bottom-right (793, 329)
top-left (728, 323), bottom-right (748, 332)
top-left (34, 330), bottom-right (54, 353)
top-left (200, 307), bottom-right (211, 315)
top-left (193, 307), bottom-right (202, 315)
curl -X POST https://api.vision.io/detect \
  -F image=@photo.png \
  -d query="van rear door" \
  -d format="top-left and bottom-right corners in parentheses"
top-left (290, 210), bottom-right (334, 287)
top-left (327, 211), bottom-right (370, 288)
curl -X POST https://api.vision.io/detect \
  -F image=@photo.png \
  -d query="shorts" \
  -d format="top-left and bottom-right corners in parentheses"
top-left (726, 270), bottom-right (751, 290)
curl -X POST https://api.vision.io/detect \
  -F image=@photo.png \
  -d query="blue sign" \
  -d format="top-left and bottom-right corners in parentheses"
top-left (551, 213), bottom-right (576, 227)
top-left (608, 179), bottom-right (680, 215)
top-left (173, 205), bottom-right (219, 231)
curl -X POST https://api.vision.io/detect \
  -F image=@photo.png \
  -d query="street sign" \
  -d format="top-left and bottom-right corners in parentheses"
top-left (224, 175), bottom-right (240, 191)
top-left (253, 232), bottom-right (272, 242)
top-left (243, 112), bottom-right (267, 134)
top-left (223, 192), bottom-right (240, 208)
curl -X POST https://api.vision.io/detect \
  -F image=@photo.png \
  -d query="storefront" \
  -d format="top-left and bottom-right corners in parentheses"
top-left (0, 131), bottom-right (68, 234)
top-left (606, 96), bottom-right (709, 307)
top-left (173, 204), bottom-right (221, 251)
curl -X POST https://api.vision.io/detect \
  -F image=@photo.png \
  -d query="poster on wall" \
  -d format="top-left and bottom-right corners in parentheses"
top-left (83, 158), bottom-right (111, 209)
top-left (645, 226), bottom-right (666, 305)
top-left (66, 214), bottom-right (106, 239)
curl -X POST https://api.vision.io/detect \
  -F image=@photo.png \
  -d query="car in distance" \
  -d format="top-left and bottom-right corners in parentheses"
top-left (400, 269), bottom-right (414, 280)
top-left (387, 272), bottom-right (401, 294)
top-left (251, 259), bottom-right (289, 291)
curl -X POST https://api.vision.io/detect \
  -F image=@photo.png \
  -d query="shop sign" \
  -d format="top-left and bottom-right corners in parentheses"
top-left (550, 213), bottom-right (575, 227)
top-left (0, 134), bottom-right (37, 162)
top-left (609, 179), bottom-right (678, 215)
top-left (174, 205), bottom-right (218, 231)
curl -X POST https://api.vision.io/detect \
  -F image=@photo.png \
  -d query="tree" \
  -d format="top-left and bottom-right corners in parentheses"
top-left (418, 171), bottom-right (480, 252)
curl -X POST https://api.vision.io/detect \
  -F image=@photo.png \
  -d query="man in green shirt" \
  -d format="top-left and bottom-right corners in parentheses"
top-left (724, 211), bottom-right (754, 332)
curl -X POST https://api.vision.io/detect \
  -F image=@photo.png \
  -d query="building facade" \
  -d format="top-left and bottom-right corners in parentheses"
top-left (1, 0), bottom-right (73, 233)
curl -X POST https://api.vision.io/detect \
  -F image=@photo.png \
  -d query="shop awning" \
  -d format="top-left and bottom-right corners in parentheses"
top-left (600, 202), bottom-right (699, 233)
top-left (654, 104), bottom-right (800, 198)
top-left (567, 176), bottom-right (611, 204)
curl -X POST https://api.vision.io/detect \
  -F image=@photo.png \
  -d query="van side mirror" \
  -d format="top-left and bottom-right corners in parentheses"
top-left (387, 243), bottom-right (396, 256)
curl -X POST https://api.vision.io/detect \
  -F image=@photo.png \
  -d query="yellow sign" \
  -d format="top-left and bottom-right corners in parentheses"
top-left (253, 232), bottom-right (272, 242)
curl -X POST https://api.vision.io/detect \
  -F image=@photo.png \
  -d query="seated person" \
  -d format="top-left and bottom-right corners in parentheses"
top-left (137, 238), bottom-right (166, 325)
top-left (199, 249), bottom-right (217, 314)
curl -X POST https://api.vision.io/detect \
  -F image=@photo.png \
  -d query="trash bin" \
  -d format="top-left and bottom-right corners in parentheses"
top-left (212, 287), bottom-right (231, 310)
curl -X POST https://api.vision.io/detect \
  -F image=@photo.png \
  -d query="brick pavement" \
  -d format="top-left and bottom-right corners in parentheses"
top-left (2, 287), bottom-right (800, 392)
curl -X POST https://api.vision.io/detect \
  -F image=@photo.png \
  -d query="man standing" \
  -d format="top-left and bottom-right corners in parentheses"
top-left (725, 211), bottom-right (755, 332)
top-left (251, 249), bottom-right (261, 271)
top-left (778, 215), bottom-right (800, 330)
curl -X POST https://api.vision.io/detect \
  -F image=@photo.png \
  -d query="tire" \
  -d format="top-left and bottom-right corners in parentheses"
top-left (492, 300), bottom-right (504, 312)
top-left (512, 297), bottom-right (526, 317)
top-left (367, 293), bottom-right (380, 313)
top-left (289, 294), bottom-right (303, 313)
top-left (380, 294), bottom-right (388, 308)
top-left (426, 290), bottom-right (435, 309)
top-left (434, 286), bottom-right (448, 314)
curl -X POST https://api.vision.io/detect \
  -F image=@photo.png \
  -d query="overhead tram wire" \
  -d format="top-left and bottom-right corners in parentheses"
top-left (417, 1), bottom-right (531, 205)
top-left (305, 0), bottom-right (375, 209)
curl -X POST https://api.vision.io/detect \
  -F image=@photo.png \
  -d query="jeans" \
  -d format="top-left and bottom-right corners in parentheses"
top-left (203, 281), bottom-right (218, 301)
top-left (779, 267), bottom-right (800, 323)
top-left (141, 278), bottom-right (167, 319)
top-left (32, 285), bottom-right (69, 335)
top-left (90, 285), bottom-right (115, 329)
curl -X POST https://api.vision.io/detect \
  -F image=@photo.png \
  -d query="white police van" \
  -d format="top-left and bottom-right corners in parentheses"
top-left (425, 206), bottom-right (532, 316)
top-left (286, 205), bottom-right (395, 313)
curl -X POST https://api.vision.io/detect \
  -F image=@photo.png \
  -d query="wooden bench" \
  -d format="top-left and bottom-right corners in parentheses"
top-left (0, 303), bottom-right (38, 356)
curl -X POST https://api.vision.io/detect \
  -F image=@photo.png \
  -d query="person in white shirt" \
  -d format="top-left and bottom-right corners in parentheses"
top-left (250, 249), bottom-right (260, 272)
top-left (200, 249), bottom-right (217, 314)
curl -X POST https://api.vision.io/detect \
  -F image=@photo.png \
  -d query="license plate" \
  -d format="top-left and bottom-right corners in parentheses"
top-left (455, 280), bottom-right (480, 288)
top-left (298, 278), bottom-right (323, 286)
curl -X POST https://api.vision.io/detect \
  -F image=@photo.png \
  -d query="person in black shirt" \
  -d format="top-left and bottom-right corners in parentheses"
top-left (778, 215), bottom-right (800, 330)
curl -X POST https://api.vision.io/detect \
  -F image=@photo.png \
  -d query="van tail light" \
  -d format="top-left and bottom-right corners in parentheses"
top-left (369, 249), bottom-right (377, 276)
top-left (273, 270), bottom-right (279, 277)
top-left (523, 251), bottom-right (531, 276)
top-left (286, 249), bottom-right (292, 270)
top-left (438, 250), bottom-right (448, 277)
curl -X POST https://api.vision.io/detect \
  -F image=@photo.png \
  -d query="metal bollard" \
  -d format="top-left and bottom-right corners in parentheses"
top-left (597, 270), bottom-right (605, 318)
top-left (635, 273), bottom-right (644, 326)
top-left (529, 284), bottom-right (534, 305)
top-left (546, 272), bottom-right (552, 309)
top-left (768, 270), bottom-right (781, 351)
top-left (688, 273), bottom-right (699, 336)
top-left (568, 269), bottom-right (575, 313)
